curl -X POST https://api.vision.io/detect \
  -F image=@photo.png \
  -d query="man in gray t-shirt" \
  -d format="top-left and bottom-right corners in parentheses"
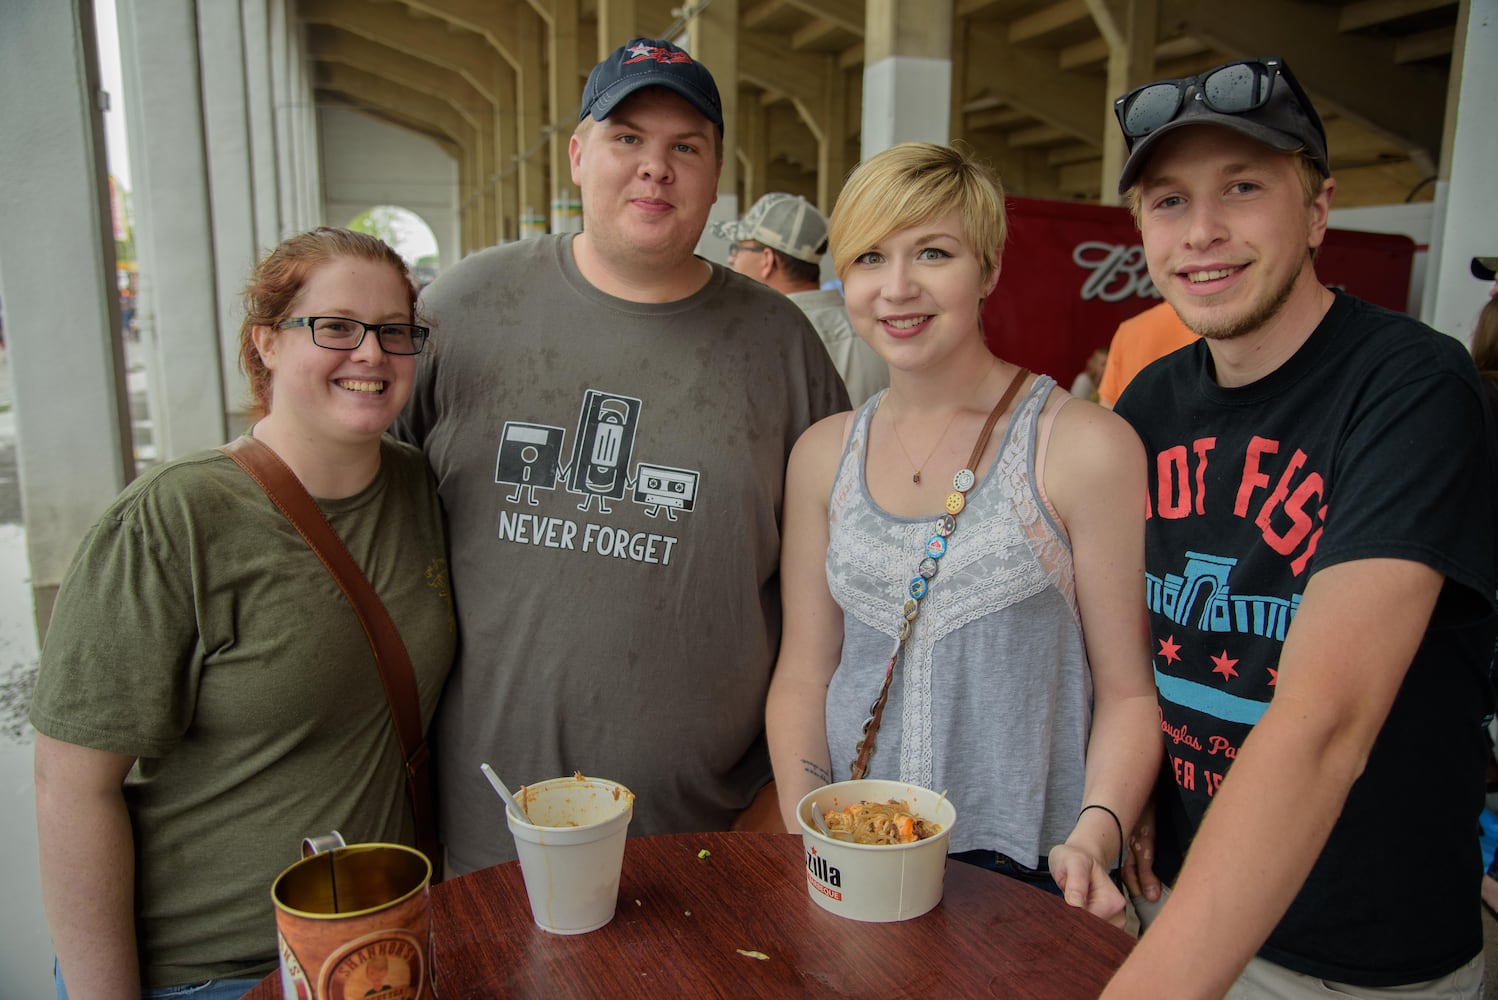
top-left (399, 37), bottom-right (847, 872)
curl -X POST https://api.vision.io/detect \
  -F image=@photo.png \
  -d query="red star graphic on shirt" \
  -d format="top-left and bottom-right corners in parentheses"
top-left (1267, 667), bottom-right (1278, 687)
top-left (1157, 635), bottom-right (1182, 664)
top-left (1211, 650), bottom-right (1239, 680)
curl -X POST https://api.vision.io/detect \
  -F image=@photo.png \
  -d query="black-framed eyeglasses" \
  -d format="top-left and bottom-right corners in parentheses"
top-left (275, 316), bottom-right (429, 355)
top-left (727, 241), bottom-right (764, 261)
top-left (1113, 57), bottom-right (1319, 149)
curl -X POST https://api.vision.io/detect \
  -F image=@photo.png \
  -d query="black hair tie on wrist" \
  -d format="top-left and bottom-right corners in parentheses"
top-left (1078, 803), bottom-right (1124, 871)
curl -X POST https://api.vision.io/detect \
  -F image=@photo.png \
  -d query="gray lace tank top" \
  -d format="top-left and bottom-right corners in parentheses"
top-left (823, 376), bottom-right (1093, 865)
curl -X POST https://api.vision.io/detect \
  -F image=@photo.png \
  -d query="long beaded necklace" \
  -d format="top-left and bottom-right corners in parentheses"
top-left (850, 365), bottom-right (1030, 780)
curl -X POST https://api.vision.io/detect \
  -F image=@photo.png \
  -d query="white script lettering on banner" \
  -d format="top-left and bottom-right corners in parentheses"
top-left (1073, 242), bottom-right (1163, 302)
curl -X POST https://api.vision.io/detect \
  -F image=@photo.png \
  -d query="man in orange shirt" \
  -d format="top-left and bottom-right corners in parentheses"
top-left (1095, 300), bottom-right (1197, 408)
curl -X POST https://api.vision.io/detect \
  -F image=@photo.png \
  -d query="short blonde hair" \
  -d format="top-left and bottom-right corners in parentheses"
top-left (829, 142), bottom-right (1006, 284)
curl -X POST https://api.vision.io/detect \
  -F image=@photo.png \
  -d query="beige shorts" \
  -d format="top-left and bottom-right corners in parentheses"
top-left (1131, 887), bottom-right (1482, 999)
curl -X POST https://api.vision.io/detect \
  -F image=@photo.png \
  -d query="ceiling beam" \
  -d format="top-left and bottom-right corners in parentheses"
top-left (1162, 0), bottom-right (1446, 166)
top-left (966, 106), bottom-right (1029, 131)
top-left (780, 0), bottom-right (864, 35)
top-left (792, 18), bottom-right (844, 48)
top-left (1060, 32), bottom-right (1204, 70)
top-left (1048, 142), bottom-right (1101, 166)
top-left (838, 42), bottom-right (865, 70)
top-left (1008, 123), bottom-right (1070, 147)
top-left (389, 0), bottom-right (525, 68)
top-left (316, 91), bottom-right (461, 158)
top-left (1059, 36), bottom-right (1108, 68)
top-left (1010, 0), bottom-right (1091, 43)
top-left (306, 26), bottom-right (489, 127)
top-left (301, 0), bottom-right (500, 103)
top-left (1394, 26), bottom-right (1453, 62)
top-left (743, 0), bottom-right (792, 29)
top-left (964, 20), bottom-right (1105, 143)
top-left (956, 0), bottom-right (1004, 16)
top-left (1338, 0), bottom-right (1456, 33)
top-left (739, 29), bottom-right (829, 98)
top-left (315, 63), bottom-right (473, 149)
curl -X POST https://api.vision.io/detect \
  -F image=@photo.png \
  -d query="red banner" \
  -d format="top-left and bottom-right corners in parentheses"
top-left (982, 196), bottom-right (1415, 385)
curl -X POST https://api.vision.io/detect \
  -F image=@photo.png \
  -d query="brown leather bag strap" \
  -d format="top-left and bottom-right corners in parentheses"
top-left (218, 436), bottom-right (440, 871)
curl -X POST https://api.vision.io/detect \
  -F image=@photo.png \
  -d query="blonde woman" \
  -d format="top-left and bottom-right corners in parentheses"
top-left (766, 143), bottom-right (1159, 924)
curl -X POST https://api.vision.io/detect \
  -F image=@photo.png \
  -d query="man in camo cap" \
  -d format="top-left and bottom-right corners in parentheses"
top-left (716, 193), bottom-right (887, 405)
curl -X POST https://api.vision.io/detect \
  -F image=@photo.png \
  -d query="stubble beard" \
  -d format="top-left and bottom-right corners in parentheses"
top-left (1177, 249), bottom-right (1309, 342)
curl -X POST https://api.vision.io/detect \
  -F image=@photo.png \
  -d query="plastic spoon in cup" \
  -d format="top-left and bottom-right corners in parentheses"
top-left (810, 800), bottom-right (834, 838)
top-left (480, 762), bottom-right (528, 824)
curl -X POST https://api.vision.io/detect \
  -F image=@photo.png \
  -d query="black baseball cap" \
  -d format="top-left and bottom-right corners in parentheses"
top-left (578, 38), bottom-right (723, 132)
top-left (1474, 257), bottom-right (1498, 282)
top-left (1115, 58), bottom-right (1330, 194)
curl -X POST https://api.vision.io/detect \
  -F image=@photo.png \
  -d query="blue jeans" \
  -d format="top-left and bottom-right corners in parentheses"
top-left (55, 960), bottom-right (262, 1000)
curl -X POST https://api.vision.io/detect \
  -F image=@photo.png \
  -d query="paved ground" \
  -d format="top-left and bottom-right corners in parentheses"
top-left (0, 343), bottom-right (150, 745)
top-left (0, 349), bottom-right (37, 745)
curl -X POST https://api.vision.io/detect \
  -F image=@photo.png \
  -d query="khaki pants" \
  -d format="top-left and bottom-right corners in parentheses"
top-left (1132, 887), bottom-right (1483, 999)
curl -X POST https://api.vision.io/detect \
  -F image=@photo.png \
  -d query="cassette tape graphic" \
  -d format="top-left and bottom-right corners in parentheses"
top-left (633, 463), bottom-right (698, 515)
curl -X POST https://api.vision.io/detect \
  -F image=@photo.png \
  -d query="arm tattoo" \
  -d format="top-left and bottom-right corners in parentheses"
top-left (801, 759), bottom-right (831, 785)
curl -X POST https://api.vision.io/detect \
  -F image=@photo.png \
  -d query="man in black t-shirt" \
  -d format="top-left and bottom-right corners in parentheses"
top-left (1101, 59), bottom-right (1496, 999)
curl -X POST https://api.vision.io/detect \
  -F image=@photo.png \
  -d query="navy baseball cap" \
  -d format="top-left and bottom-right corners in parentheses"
top-left (578, 38), bottom-right (723, 132)
top-left (1474, 257), bottom-right (1498, 282)
top-left (1115, 57), bottom-right (1329, 194)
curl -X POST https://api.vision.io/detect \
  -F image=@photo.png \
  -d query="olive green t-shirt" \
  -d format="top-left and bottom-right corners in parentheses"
top-left (30, 435), bottom-right (454, 987)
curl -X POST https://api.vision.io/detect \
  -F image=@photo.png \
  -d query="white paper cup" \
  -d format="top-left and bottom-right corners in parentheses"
top-left (506, 775), bottom-right (634, 934)
top-left (795, 779), bottom-right (957, 922)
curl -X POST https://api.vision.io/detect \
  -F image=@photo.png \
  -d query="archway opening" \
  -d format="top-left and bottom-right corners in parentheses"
top-left (346, 205), bottom-right (440, 287)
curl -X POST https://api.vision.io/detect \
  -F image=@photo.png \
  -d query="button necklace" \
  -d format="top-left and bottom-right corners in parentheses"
top-left (850, 365), bottom-right (1030, 780)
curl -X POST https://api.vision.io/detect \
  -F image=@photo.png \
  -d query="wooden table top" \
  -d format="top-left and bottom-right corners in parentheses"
top-left (245, 831), bottom-right (1133, 998)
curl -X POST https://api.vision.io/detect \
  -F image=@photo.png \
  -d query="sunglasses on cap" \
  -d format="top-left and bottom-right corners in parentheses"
top-left (1114, 57), bottom-right (1320, 146)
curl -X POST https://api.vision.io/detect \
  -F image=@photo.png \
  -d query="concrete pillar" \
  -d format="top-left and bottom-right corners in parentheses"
top-left (862, 0), bottom-right (953, 157)
top-left (689, 0), bottom-right (740, 240)
top-left (269, 1), bottom-right (318, 233)
top-left (1090, 0), bottom-right (1158, 205)
top-left (1425, 0), bottom-right (1498, 342)
top-left (271, 0), bottom-right (299, 233)
top-left (244, 0), bottom-right (283, 248)
top-left (740, 95), bottom-right (767, 207)
top-left (475, 116), bottom-right (497, 249)
top-left (117, 0), bottom-right (229, 459)
top-left (595, 0), bottom-right (637, 60)
top-left (549, 0), bottom-right (583, 233)
top-left (818, 60), bottom-right (850, 211)
top-left (289, 13), bottom-right (321, 228)
top-left (515, 11), bottom-right (547, 238)
top-left (0, 0), bottom-right (136, 634)
top-left (198, 0), bottom-right (265, 431)
top-left (493, 65), bottom-right (518, 242)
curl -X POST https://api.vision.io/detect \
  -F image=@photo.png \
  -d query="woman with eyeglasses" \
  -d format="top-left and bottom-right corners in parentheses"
top-left (31, 227), bottom-right (454, 999)
top-left (765, 143), bottom-right (1160, 925)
